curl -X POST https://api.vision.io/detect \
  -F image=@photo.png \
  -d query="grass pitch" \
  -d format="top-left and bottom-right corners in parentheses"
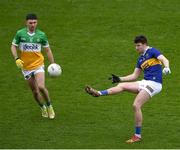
top-left (0, 0), bottom-right (180, 148)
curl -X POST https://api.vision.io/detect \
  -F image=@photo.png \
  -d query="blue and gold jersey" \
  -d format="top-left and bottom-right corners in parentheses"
top-left (136, 47), bottom-right (162, 83)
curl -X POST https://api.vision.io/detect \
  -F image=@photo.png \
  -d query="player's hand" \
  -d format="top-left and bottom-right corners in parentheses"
top-left (15, 58), bottom-right (24, 69)
top-left (108, 74), bottom-right (121, 84)
top-left (162, 67), bottom-right (171, 75)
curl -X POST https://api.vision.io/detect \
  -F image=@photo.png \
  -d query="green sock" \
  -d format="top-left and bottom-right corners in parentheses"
top-left (38, 102), bottom-right (44, 108)
top-left (46, 101), bottom-right (51, 107)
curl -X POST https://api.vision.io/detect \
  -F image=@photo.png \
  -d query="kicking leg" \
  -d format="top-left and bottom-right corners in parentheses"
top-left (85, 82), bottom-right (139, 97)
top-left (107, 82), bottom-right (139, 94)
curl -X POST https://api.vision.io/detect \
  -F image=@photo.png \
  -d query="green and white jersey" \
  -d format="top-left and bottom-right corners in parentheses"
top-left (12, 27), bottom-right (49, 70)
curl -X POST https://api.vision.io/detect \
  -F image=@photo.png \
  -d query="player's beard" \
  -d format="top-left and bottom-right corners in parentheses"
top-left (29, 26), bottom-right (36, 33)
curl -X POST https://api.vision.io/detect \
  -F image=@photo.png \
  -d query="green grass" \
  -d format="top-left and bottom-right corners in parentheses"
top-left (0, 0), bottom-right (180, 148)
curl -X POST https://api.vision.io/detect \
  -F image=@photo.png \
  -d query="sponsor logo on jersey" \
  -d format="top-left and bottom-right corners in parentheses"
top-left (19, 42), bottom-right (41, 52)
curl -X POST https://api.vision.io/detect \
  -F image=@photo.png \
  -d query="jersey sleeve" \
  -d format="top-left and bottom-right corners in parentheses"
top-left (41, 33), bottom-right (49, 48)
top-left (12, 31), bottom-right (20, 46)
top-left (151, 48), bottom-right (161, 58)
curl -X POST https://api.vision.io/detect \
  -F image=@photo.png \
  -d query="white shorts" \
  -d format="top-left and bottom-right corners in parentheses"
top-left (22, 66), bottom-right (44, 80)
top-left (137, 80), bottom-right (162, 97)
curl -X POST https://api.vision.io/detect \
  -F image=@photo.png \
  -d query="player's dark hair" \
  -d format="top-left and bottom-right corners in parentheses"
top-left (26, 13), bottom-right (37, 20)
top-left (134, 35), bottom-right (148, 44)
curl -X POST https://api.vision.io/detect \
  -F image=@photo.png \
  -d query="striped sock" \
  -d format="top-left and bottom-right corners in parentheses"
top-left (135, 126), bottom-right (141, 138)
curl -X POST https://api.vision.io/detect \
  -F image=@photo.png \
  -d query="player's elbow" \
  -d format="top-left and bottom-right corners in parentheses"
top-left (44, 47), bottom-right (51, 53)
top-left (166, 58), bottom-right (169, 64)
top-left (158, 55), bottom-right (169, 66)
top-left (162, 57), bottom-right (169, 67)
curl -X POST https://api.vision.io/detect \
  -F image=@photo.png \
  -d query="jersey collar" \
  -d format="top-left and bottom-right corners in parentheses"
top-left (142, 46), bottom-right (150, 56)
top-left (26, 28), bottom-right (36, 36)
top-left (27, 32), bottom-right (35, 36)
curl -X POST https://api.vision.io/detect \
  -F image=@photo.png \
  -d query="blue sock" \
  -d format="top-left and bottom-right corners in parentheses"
top-left (99, 90), bottom-right (108, 96)
top-left (135, 126), bottom-right (141, 135)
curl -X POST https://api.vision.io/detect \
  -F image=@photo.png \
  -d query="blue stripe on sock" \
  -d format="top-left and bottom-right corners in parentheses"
top-left (100, 90), bottom-right (108, 95)
top-left (135, 126), bottom-right (141, 135)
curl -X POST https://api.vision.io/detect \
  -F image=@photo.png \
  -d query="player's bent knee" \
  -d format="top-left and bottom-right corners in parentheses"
top-left (38, 85), bottom-right (46, 91)
top-left (32, 90), bottom-right (40, 96)
top-left (133, 103), bottom-right (141, 111)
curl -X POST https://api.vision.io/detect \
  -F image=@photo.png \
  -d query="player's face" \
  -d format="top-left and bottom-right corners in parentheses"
top-left (26, 19), bottom-right (37, 32)
top-left (135, 43), bottom-right (147, 54)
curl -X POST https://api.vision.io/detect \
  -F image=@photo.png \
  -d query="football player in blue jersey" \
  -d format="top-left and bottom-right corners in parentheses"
top-left (85, 35), bottom-right (171, 143)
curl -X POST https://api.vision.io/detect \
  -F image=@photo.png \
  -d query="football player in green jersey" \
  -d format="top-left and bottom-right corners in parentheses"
top-left (11, 14), bottom-right (56, 119)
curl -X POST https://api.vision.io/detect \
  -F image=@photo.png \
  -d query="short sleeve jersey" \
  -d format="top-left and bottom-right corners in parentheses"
top-left (12, 27), bottom-right (49, 70)
top-left (136, 47), bottom-right (162, 83)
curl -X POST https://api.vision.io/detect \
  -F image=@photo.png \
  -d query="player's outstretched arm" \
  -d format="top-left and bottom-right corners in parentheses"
top-left (120, 68), bottom-right (142, 82)
top-left (157, 55), bottom-right (171, 75)
top-left (109, 68), bottom-right (141, 83)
